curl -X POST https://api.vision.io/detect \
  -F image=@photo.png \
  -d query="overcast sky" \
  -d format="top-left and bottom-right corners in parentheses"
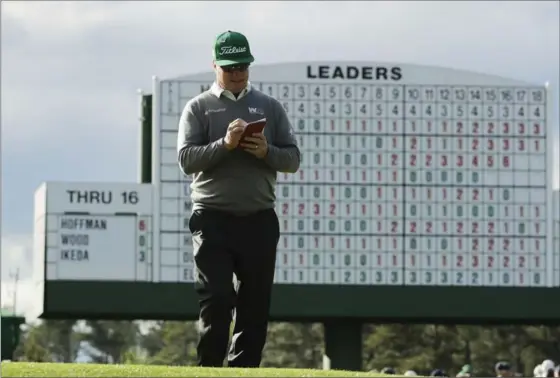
top-left (2, 1), bottom-right (559, 317)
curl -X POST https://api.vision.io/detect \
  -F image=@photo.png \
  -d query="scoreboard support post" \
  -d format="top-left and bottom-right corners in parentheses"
top-left (138, 91), bottom-right (153, 184)
top-left (323, 321), bottom-right (363, 371)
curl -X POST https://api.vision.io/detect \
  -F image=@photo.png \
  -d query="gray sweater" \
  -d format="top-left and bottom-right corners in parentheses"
top-left (177, 87), bottom-right (301, 215)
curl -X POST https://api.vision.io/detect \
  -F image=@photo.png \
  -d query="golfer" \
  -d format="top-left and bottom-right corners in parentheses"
top-left (177, 30), bottom-right (300, 367)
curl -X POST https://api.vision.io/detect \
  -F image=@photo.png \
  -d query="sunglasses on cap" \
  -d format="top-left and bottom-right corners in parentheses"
top-left (221, 64), bottom-right (250, 73)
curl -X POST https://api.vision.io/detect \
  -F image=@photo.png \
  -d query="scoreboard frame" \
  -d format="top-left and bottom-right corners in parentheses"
top-left (40, 61), bottom-right (560, 325)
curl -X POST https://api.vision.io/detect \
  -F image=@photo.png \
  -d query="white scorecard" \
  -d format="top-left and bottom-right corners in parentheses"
top-left (33, 182), bottom-right (153, 282)
top-left (153, 61), bottom-right (556, 287)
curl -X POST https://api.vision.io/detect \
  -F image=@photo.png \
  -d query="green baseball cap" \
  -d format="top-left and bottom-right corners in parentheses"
top-left (213, 30), bottom-right (255, 66)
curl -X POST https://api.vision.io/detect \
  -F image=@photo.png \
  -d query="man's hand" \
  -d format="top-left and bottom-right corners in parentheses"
top-left (224, 118), bottom-right (247, 150)
top-left (240, 133), bottom-right (268, 159)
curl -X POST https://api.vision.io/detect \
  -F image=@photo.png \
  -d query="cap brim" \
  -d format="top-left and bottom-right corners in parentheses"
top-left (215, 56), bottom-right (255, 66)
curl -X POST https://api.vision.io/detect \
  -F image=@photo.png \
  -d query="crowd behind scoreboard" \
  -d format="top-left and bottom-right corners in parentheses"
top-left (373, 359), bottom-right (560, 377)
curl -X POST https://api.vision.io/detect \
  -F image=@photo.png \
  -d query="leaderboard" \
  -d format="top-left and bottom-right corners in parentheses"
top-left (154, 62), bottom-right (556, 287)
top-left (33, 182), bottom-right (154, 282)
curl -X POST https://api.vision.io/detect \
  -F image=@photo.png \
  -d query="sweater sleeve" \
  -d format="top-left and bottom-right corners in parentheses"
top-left (177, 99), bottom-right (229, 175)
top-left (264, 99), bottom-right (301, 173)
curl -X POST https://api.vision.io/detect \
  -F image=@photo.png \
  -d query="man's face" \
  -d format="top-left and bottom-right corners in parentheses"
top-left (214, 62), bottom-right (249, 94)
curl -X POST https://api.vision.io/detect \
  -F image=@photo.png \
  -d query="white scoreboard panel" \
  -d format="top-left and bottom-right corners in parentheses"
top-left (554, 190), bottom-right (560, 287)
top-left (33, 182), bottom-right (153, 282)
top-left (152, 62), bottom-right (556, 288)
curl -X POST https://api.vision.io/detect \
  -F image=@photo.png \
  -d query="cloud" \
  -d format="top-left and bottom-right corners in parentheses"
top-left (1, 235), bottom-right (36, 319)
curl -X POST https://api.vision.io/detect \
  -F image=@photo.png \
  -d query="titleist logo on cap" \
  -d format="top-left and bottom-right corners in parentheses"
top-left (220, 46), bottom-right (247, 55)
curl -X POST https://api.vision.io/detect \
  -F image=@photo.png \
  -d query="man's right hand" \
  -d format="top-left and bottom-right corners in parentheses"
top-left (224, 118), bottom-right (247, 150)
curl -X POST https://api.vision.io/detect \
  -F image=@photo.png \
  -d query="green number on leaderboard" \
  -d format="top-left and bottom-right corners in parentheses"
top-left (488, 205), bottom-right (495, 217)
top-left (360, 187), bottom-right (367, 198)
top-left (472, 205), bottom-right (479, 217)
top-left (457, 205), bottom-right (464, 217)
top-left (441, 272), bottom-right (448, 284)
top-left (391, 271), bottom-right (398, 283)
top-left (410, 238), bottom-right (417, 249)
top-left (472, 172), bottom-right (479, 182)
top-left (534, 273), bottom-right (540, 284)
top-left (360, 221), bottom-right (367, 231)
top-left (518, 223), bottom-right (525, 234)
top-left (376, 272), bottom-right (383, 283)
top-left (426, 172), bottom-right (432, 182)
top-left (329, 221), bottom-right (336, 231)
top-left (313, 254), bottom-right (320, 265)
top-left (313, 120), bottom-right (320, 130)
top-left (314, 187), bottom-right (320, 197)
top-left (425, 272), bottom-right (432, 283)
top-left (344, 254), bottom-right (351, 266)
top-left (345, 271), bottom-right (351, 283)
top-left (456, 172), bottom-right (463, 182)
top-left (427, 205), bottom-right (432, 216)
top-left (344, 221), bottom-right (351, 231)
top-left (410, 205), bottom-right (417, 216)
top-left (456, 272), bottom-right (463, 284)
top-left (359, 272), bottom-right (366, 283)
top-left (503, 273), bottom-right (510, 284)
top-left (441, 171), bottom-right (448, 182)
top-left (360, 255), bottom-right (367, 266)
top-left (313, 220), bottom-right (320, 230)
top-left (410, 171), bottom-right (417, 182)
top-left (503, 189), bottom-right (510, 200)
top-left (472, 272), bottom-right (479, 284)
top-left (409, 272), bottom-right (417, 283)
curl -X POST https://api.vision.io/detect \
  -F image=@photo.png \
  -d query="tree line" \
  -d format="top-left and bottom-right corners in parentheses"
top-left (11, 320), bottom-right (560, 377)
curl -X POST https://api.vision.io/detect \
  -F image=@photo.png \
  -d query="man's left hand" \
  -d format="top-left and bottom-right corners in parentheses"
top-left (240, 133), bottom-right (268, 159)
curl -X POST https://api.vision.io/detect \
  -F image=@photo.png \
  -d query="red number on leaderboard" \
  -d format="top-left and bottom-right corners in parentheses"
top-left (138, 220), bottom-right (146, 231)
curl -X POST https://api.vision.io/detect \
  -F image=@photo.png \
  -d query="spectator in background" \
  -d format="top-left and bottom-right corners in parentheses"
top-left (495, 361), bottom-right (514, 377)
top-left (381, 367), bottom-right (396, 374)
top-left (457, 364), bottom-right (473, 377)
top-left (541, 360), bottom-right (556, 377)
top-left (431, 369), bottom-right (447, 377)
top-left (535, 363), bottom-right (544, 377)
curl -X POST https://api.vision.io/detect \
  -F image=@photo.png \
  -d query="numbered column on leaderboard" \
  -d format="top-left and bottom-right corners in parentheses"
top-left (401, 86), bottom-right (548, 287)
top-left (268, 83), bottom-right (407, 286)
top-left (136, 216), bottom-right (153, 281)
top-left (157, 80), bottom-right (206, 284)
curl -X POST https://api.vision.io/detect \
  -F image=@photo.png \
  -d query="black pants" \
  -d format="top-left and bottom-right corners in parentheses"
top-left (188, 208), bottom-right (280, 367)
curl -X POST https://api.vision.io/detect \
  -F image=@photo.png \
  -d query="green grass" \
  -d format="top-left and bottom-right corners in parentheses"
top-left (1, 362), bottom-right (388, 377)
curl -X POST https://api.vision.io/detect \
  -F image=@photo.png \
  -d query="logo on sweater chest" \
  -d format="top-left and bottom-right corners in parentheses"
top-left (248, 106), bottom-right (264, 115)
